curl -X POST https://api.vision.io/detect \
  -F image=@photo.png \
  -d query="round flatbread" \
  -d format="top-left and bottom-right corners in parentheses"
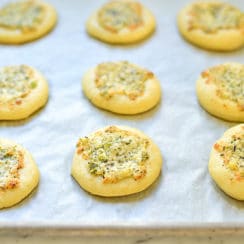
top-left (196, 63), bottom-right (244, 122)
top-left (209, 124), bottom-right (244, 200)
top-left (82, 61), bottom-right (161, 114)
top-left (0, 65), bottom-right (49, 120)
top-left (71, 125), bottom-right (162, 197)
top-left (177, 1), bottom-right (244, 51)
top-left (86, 0), bottom-right (156, 44)
top-left (0, 138), bottom-right (39, 209)
top-left (0, 0), bottom-right (57, 44)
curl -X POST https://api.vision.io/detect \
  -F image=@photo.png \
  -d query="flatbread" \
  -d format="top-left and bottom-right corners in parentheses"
top-left (0, 138), bottom-right (39, 209)
top-left (0, 0), bottom-right (57, 44)
top-left (86, 0), bottom-right (156, 44)
top-left (82, 61), bottom-right (161, 114)
top-left (209, 124), bottom-right (244, 200)
top-left (71, 125), bottom-right (162, 197)
top-left (0, 65), bottom-right (49, 120)
top-left (196, 63), bottom-right (244, 122)
top-left (178, 1), bottom-right (244, 51)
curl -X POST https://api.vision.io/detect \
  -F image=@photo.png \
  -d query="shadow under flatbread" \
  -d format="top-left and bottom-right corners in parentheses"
top-left (96, 99), bottom-right (162, 122)
top-left (0, 184), bottom-right (39, 211)
top-left (87, 28), bottom-right (157, 50)
top-left (204, 45), bottom-right (244, 57)
top-left (210, 180), bottom-right (244, 210)
top-left (88, 172), bottom-right (163, 204)
top-left (178, 33), bottom-right (244, 55)
top-left (69, 149), bottom-right (164, 204)
top-left (0, 103), bottom-right (48, 128)
top-left (197, 102), bottom-right (238, 128)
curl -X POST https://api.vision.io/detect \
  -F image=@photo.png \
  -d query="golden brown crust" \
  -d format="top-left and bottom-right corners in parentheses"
top-left (86, 0), bottom-right (156, 44)
top-left (82, 61), bottom-right (161, 115)
top-left (209, 124), bottom-right (244, 200)
top-left (177, 1), bottom-right (244, 51)
top-left (0, 138), bottom-right (39, 209)
top-left (0, 65), bottom-right (49, 120)
top-left (0, 0), bottom-right (57, 44)
top-left (71, 125), bottom-right (162, 197)
top-left (196, 63), bottom-right (244, 122)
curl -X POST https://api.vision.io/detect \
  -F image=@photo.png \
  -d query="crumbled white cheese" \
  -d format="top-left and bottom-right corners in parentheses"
top-left (215, 128), bottom-right (244, 179)
top-left (77, 126), bottom-right (150, 183)
top-left (95, 61), bottom-right (153, 100)
top-left (188, 2), bottom-right (243, 33)
top-left (0, 146), bottom-right (23, 190)
top-left (98, 1), bottom-right (143, 32)
top-left (0, 65), bottom-right (37, 103)
top-left (0, 0), bottom-right (43, 31)
top-left (203, 64), bottom-right (244, 106)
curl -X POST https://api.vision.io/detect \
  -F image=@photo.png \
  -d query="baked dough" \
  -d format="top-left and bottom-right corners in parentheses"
top-left (0, 0), bottom-right (57, 44)
top-left (0, 138), bottom-right (39, 209)
top-left (177, 1), bottom-right (244, 51)
top-left (0, 65), bottom-right (49, 120)
top-left (86, 0), bottom-right (156, 44)
top-left (71, 125), bottom-right (162, 197)
top-left (196, 63), bottom-right (244, 122)
top-left (82, 61), bottom-right (161, 114)
top-left (209, 124), bottom-right (244, 200)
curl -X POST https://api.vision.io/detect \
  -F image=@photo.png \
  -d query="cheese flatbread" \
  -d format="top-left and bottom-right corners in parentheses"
top-left (0, 0), bottom-right (57, 44)
top-left (177, 1), bottom-right (244, 51)
top-left (86, 0), bottom-right (156, 44)
top-left (71, 125), bottom-right (162, 197)
top-left (0, 65), bottom-right (49, 120)
top-left (0, 138), bottom-right (39, 209)
top-left (196, 63), bottom-right (244, 122)
top-left (82, 61), bottom-right (161, 114)
top-left (209, 124), bottom-right (244, 200)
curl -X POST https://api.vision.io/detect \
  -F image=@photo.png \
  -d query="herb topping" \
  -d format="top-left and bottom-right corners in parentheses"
top-left (202, 64), bottom-right (244, 110)
top-left (98, 1), bottom-right (143, 32)
top-left (214, 127), bottom-right (244, 181)
top-left (187, 2), bottom-right (244, 33)
top-left (0, 65), bottom-right (37, 104)
top-left (0, 145), bottom-right (24, 190)
top-left (0, 0), bottom-right (44, 32)
top-left (95, 61), bottom-right (153, 100)
top-left (76, 126), bottom-right (150, 183)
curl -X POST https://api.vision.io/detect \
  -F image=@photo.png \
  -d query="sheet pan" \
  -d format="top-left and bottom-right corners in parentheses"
top-left (0, 0), bottom-right (244, 234)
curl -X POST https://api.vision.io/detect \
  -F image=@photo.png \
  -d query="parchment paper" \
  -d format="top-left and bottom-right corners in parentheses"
top-left (0, 0), bottom-right (244, 228)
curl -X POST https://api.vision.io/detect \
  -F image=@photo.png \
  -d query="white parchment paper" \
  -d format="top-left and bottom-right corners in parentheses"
top-left (0, 0), bottom-right (244, 227)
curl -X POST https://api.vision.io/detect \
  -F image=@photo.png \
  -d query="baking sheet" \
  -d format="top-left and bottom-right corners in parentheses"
top-left (0, 0), bottom-right (244, 228)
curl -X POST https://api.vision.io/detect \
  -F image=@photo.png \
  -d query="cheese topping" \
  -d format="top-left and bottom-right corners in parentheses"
top-left (187, 2), bottom-right (244, 33)
top-left (0, 145), bottom-right (24, 190)
top-left (0, 0), bottom-right (44, 32)
top-left (76, 126), bottom-right (150, 183)
top-left (95, 61), bottom-right (153, 100)
top-left (98, 1), bottom-right (143, 32)
top-left (0, 65), bottom-right (37, 104)
top-left (202, 64), bottom-right (244, 110)
top-left (214, 127), bottom-right (244, 181)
